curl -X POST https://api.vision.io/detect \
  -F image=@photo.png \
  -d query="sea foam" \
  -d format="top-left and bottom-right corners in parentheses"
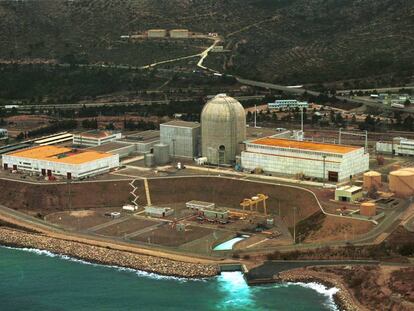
top-left (0, 245), bottom-right (206, 282)
top-left (292, 282), bottom-right (340, 311)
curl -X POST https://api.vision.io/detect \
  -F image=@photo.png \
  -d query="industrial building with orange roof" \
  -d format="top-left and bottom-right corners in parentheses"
top-left (2, 145), bottom-right (119, 179)
top-left (241, 136), bottom-right (369, 182)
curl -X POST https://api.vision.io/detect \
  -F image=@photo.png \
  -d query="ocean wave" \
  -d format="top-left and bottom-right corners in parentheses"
top-left (0, 245), bottom-right (207, 283)
top-left (291, 282), bottom-right (340, 311)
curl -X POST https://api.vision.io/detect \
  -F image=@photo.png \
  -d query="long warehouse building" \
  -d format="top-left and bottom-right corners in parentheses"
top-left (2, 145), bottom-right (119, 179)
top-left (241, 137), bottom-right (369, 182)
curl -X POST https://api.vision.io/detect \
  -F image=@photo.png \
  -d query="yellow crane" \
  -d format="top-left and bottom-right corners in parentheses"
top-left (240, 194), bottom-right (269, 215)
top-left (240, 198), bottom-right (253, 211)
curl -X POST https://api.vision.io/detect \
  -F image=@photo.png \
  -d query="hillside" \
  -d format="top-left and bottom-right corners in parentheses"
top-left (0, 0), bottom-right (413, 87)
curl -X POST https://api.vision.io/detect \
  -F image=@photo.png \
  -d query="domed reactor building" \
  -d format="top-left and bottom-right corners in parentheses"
top-left (201, 94), bottom-right (246, 165)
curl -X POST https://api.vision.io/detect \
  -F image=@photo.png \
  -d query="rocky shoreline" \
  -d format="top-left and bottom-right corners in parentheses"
top-left (0, 227), bottom-right (219, 278)
top-left (276, 268), bottom-right (368, 311)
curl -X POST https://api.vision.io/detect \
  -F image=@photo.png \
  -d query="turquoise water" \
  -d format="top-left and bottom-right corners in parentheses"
top-left (213, 235), bottom-right (249, 250)
top-left (0, 246), bottom-right (339, 311)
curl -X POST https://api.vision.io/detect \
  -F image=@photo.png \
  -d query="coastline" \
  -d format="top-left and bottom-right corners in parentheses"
top-left (0, 225), bottom-right (372, 311)
top-left (0, 227), bottom-right (219, 278)
top-left (276, 268), bottom-right (369, 311)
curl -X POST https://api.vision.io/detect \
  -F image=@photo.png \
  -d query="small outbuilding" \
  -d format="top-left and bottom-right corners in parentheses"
top-left (202, 208), bottom-right (229, 221)
top-left (186, 200), bottom-right (216, 211)
top-left (335, 185), bottom-right (363, 203)
top-left (144, 206), bottom-right (174, 218)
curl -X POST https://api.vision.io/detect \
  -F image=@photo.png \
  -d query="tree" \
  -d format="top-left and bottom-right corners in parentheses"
top-left (16, 132), bottom-right (24, 140)
top-left (403, 115), bottom-right (414, 131)
top-left (105, 122), bottom-right (115, 130)
top-left (351, 114), bottom-right (357, 124)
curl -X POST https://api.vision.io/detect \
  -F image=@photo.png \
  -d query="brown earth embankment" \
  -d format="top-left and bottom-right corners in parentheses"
top-left (0, 179), bottom-right (143, 212)
top-left (0, 176), bottom-right (321, 225)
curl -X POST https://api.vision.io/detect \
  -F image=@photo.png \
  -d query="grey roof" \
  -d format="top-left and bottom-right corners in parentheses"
top-left (122, 130), bottom-right (160, 143)
top-left (161, 120), bottom-right (200, 129)
top-left (89, 142), bottom-right (129, 152)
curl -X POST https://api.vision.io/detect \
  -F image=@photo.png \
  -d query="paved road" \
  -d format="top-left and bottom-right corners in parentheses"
top-left (246, 259), bottom-right (380, 282)
top-left (236, 77), bottom-right (414, 113)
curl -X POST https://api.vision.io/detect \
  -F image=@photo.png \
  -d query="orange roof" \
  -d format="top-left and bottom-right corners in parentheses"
top-left (8, 145), bottom-right (113, 164)
top-left (250, 137), bottom-right (360, 154)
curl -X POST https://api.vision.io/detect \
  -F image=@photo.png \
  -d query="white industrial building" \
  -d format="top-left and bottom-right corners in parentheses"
top-left (0, 129), bottom-right (8, 140)
top-left (268, 100), bottom-right (309, 110)
top-left (2, 145), bottom-right (119, 179)
top-left (160, 121), bottom-right (200, 158)
top-left (34, 133), bottom-right (73, 146)
top-left (376, 137), bottom-right (414, 156)
top-left (241, 137), bottom-right (369, 182)
top-left (147, 29), bottom-right (167, 38)
top-left (73, 131), bottom-right (122, 147)
top-left (144, 206), bottom-right (174, 218)
top-left (170, 29), bottom-right (189, 38)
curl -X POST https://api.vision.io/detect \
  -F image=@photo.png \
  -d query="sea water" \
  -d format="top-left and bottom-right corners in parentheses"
top-left (0, 246), bottom-right (339, 311)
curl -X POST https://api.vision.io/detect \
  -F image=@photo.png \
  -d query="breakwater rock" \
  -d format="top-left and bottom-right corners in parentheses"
top-left (0, 227), bottom-right (219, 278)
top-left (277, 268), bottom-right (368, 311)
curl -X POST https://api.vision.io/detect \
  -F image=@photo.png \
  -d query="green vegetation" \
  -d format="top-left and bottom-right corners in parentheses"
top-left (0, 0), bottom-right (412, 88)
top-left (26, 120), bottom-right (77, 138)
top-left (0, 64), bottom-right (157, 102)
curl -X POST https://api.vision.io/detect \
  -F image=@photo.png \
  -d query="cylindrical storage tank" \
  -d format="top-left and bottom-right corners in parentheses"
top-left (389, 170), bottom-right (414, 198)
top-left (154, 143), bottom-right (170, 165)
top-left (400, 167), bottom-right (414, 174)
top-left (363, 171), bottom-right (382, 191)
top-left (201, 94), bottom-right (246, 165)
top-left (144, 153), bottom-right (155, 167)
top-left (360, 202), bottom-right (376, 217)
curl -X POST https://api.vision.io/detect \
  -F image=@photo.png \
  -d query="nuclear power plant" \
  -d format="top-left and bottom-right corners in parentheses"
top-left (201, 94), bottom-right (246, 165)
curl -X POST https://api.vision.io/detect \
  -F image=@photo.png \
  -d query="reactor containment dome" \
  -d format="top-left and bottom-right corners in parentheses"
top-left (201, 94), bottom-right (246, 165)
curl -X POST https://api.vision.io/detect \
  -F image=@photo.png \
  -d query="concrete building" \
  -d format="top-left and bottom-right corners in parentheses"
top-left (170, 29), bottom-right (189, 38)
top-left (34, 133), bottom-right (73, 146)
top-left (2, 145), bottom-right (119, 179)
top-left (241, 137), bottom-right (369, 182)
top-left (90, 142), bottom-right (136, 159)
top-left (268, 100), bottom-right (309, 110)
top-left (203, 208), bottom-right (229, 221)
top-left (120, 130), bottom-right (160, 153)
top-left (144, 206), bottom-right (174, 218)
top-left (201, 94), bottom-right (246, 165)
top-left (186, 200), bottom-right (228, 221)
top-left (335, 185), bottom-right (363, 203)
top-left (160, 121), bottom-right (200, 158)
top-left (147, 29), bottom-right (167, 38)
top-left (186, 200), bottom-right (216, 211)
top-left (73, 131), bottom-right (122, 147)
top-left (376, 137), bottom-right (414, 156)
top-left (0, 129), bottom-right (8, 140)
